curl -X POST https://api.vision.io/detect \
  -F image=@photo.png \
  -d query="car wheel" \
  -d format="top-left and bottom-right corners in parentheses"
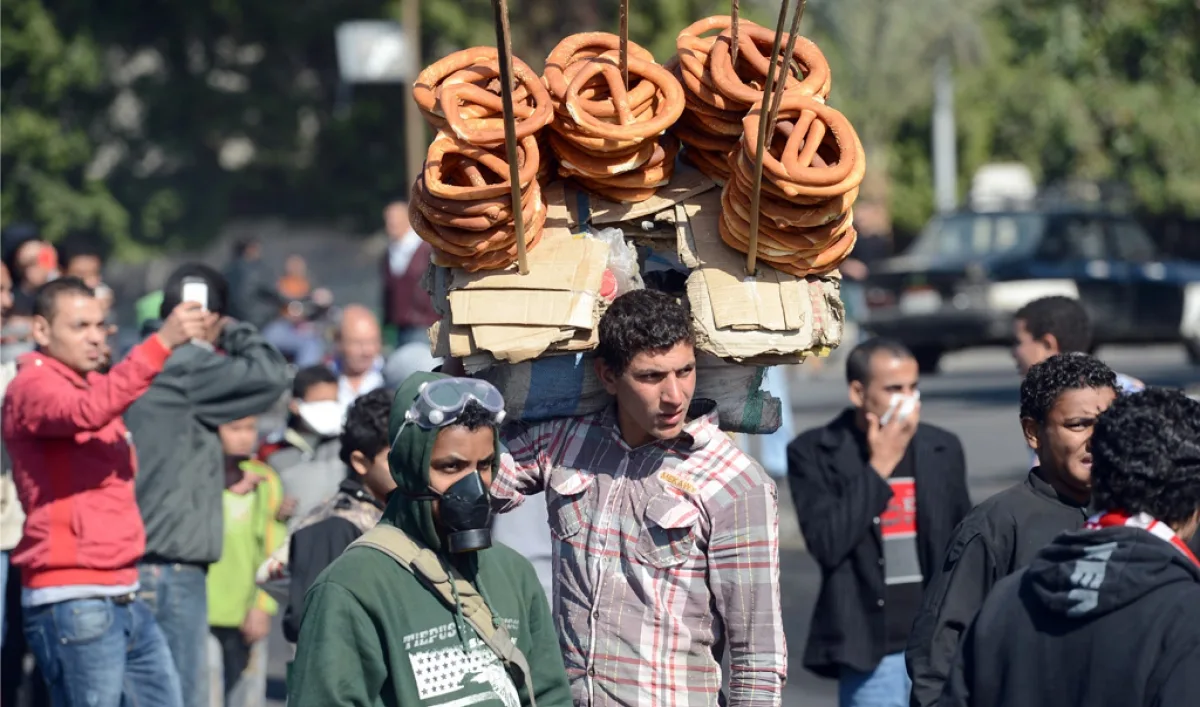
top-left (912, 346), bottom-right (944, 374)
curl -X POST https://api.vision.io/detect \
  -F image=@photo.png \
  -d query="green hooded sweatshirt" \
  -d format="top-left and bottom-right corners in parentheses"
top-left (287, 372), bottom-right (571, 707)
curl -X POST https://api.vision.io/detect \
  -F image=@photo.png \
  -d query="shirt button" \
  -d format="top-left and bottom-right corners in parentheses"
top-left (588, 668), bottom-right (596, 677)
top-left (592, 610), bottom-right (600, 620)
top-left (877, 599), bottom-right (885, 607)
top-left (873, 517), bottom-right (880, 525)
top-left (878, 558), bottom-right (885, 567)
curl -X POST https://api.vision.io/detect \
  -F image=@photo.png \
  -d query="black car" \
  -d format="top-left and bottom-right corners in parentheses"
top-left (861, 208), bottom-right (1200, 372)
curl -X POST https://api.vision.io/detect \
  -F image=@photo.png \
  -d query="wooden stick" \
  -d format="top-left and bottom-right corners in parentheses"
top-left (746, 0), bottom-right (793, 277)
top-left (730, 0), bottom-right (740, 68)
top-left (490, 0), bottom-right (528, 275)
top-left (767, 0), bottom-right (808, 127)
top-left (619, 0), bottom-right (630, 90)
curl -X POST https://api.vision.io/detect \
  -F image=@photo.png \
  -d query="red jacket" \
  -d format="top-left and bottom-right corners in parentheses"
top-left (1, 336), bottom-right (171, 590)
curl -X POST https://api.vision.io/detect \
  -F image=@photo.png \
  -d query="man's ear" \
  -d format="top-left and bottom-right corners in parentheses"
top-left (1039, 333), bottom-right (1061, 356)
top-left (848, 380), bottom-right (865, 408)
top-left (1021, 417), bottom-right (1040, 455)
top-left (287, 399), bottom-right (301, 416)
top-left (594, 357), bottom-right (620, 396)
top-left (349, 450), bottom-right (369, 477)
top-left (31, 315), bottom-right (52, 348)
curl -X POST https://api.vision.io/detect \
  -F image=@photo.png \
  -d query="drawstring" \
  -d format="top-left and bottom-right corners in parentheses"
top-left (477, 580), bottom-right (502, 629)
top-left (444, 558), bottom-right (472, 651)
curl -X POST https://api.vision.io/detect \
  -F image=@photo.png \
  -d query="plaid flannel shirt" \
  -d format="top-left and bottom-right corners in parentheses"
top-left (493, 401), bottom-right (786, 707)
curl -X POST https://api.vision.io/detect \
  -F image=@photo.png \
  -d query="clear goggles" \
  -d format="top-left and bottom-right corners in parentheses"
top-left (402, 377), bottom-right (507, 430)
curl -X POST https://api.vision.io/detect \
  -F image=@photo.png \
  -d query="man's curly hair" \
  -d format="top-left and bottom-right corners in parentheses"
top-left (1090, 387), bottom-right (1200, 526)
top-left (1019, 353), bottom-right (1117, 423)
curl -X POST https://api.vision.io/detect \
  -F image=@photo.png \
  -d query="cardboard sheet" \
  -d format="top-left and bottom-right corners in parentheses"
top-left (427, 182), bottom-right (610, 363)
top-left (676, 185), bottom-right (845, 361)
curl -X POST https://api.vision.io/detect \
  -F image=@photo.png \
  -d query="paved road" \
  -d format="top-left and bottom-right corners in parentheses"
top-left (268, 344), bottom-right (1197, 705)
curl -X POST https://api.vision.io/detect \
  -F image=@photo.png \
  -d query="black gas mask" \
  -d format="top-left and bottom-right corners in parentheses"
top-left (407, 472), bottom-right (493, 553)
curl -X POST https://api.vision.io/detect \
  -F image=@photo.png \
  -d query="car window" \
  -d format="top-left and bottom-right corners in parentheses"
top-left (1039, 216), bottom-right (1110, 260)
top-left (907, 213), bottom-right (1043, 260)
top-left (1107, 219), bottom-right (1159, 262)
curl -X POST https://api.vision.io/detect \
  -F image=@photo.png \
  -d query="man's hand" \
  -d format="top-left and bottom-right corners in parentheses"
top-left (241, 607), bottom-right (271, 644)
top-left (156, 302), bottom-right (209, 349)
top-left (866, 403), bottom-right (920, 478)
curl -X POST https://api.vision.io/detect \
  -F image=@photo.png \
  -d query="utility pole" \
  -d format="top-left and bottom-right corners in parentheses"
top-left (402, 0), bottom-right (424, 189)
top-left (932, 54), bottom-right (957, 213)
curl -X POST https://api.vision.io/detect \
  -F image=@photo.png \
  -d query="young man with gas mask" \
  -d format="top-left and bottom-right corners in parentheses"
top-left (489, 289), bottom-right (787, 707)
top-left (259, 365), bottom-right (345, 523)
top-left (905, 352), bottom-right (1119, 707)
top-left (942, 388), bottom-right (1200, 707)
top-left (787, 338), bottom-right (970, 707)
top-left (287, 373), bottom-right (571, 707)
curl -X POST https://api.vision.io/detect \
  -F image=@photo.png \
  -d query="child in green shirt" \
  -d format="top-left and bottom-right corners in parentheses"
top-left (209, 415), bottom-right (286, 707)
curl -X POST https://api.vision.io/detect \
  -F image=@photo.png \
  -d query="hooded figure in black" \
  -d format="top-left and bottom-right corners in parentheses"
top-left (942, 388), bottom-right (1200, 707)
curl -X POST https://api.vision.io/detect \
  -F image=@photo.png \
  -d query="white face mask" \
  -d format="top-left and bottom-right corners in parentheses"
top-left (880, 390), bottom-right (921, 427)
top-left (296, 400), bottom-right (345, 438)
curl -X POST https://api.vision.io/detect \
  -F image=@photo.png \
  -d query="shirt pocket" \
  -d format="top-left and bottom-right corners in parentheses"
top-left (636, 494), bottom-right (701, 569)
top-left (546, 467), bottom-right (595, 540)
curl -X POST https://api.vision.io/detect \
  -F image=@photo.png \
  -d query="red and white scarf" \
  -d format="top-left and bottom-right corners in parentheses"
top-left (1086, 511), bottom-right (1200, 568)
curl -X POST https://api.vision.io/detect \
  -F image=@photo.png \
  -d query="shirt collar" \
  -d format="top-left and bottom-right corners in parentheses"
top-left (1027, 467), bottom-right (1090, 511)
top-left (602, 398), bottom-right (720, 452)
top-left (19, 350), bottom-right (89, 389)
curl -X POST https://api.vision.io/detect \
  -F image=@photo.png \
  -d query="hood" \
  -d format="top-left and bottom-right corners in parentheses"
top-left (1023, 526), bottom-right (1200, 619)
top-left (384, 371), bottom-right (500, 554)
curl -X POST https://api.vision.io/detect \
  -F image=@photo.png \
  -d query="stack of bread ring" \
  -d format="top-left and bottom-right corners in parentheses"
top-left (669, 16), bottom-right (831, 183)
top-left (719, 94), bottom-right (864, 277)
top-left (543, 33), bottom-right (686, 203)
top-left (410, 47), bottom-right (552, 271)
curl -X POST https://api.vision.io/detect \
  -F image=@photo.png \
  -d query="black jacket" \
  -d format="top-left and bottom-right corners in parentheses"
top-left (128, 323), bottom-right (288, 565)
top-left (787, 409), bottom-right (971, 677)
top-left (282, 479), bottom-right (386, 643)
top-left (942, 525), bottom-right (1200, 706)
top-left (905, 469), bottom-right (1089, 707)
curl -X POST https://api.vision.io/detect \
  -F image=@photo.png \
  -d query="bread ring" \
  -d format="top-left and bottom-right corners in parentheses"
top-left (741, 95), bottom-right (866, 198)
top-left (564, 56), bottom-right (685, 141)
top-left (423, 131), bottom-right (540, 201)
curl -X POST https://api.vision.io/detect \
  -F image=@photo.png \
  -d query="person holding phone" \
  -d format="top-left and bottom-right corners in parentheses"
top-left (786, 338), bottom-right (971, 707)
top-left (125, 264), bottom-right (289, 707)
top-left (1, 277), bottom-right (208, 706)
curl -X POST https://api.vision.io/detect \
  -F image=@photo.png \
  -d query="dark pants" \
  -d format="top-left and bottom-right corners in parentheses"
top-left (210, 627), bottom-right (251, 698)
top-left (23, 596), bottom-right (182, 707)
top-left (138, 563), bottom-right (209, 707)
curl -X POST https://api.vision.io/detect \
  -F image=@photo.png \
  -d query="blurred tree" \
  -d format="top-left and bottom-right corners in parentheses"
top-left (1, 0), bottom-right (132, 253)
top-left (887, 0), bottom-right (1200, 233)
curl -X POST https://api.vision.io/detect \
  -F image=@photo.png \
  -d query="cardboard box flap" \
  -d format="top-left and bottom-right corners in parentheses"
top-left (447, 183), bottom-right (609, 295)
top-left (688, 269), bottom-right (844, 361)
top-left (448, 288), bottom-right (598, 329)
top-left (566, 162), bottom-right (715, 227)
top-left (676, 188), bottom-right (806, 332)
top-left (472, 324), bottom-right (575, 364)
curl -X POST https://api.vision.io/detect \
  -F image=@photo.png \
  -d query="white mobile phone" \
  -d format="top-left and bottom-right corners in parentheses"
top-left (181, 278), bottom-right (209, 311)
top-left (880, 394), bottom-right (902, 426)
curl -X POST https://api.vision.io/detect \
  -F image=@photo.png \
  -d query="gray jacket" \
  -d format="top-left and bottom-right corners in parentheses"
top-left (264, 427), bottom-right (344, 527)
top-left (127, 322), bottom-right (288, 565)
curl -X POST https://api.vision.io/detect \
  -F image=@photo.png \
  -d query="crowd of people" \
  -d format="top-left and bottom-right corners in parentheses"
top-left (1, 210), bottom-right (1199, 707)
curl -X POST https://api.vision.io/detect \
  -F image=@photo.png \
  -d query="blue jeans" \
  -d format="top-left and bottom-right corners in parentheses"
top-left (138, 564), bottom-right (209, 707)
top-left (839, 652), bottom-right (912, 707)
top-left (23, 596), bottom-right (182, 707)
